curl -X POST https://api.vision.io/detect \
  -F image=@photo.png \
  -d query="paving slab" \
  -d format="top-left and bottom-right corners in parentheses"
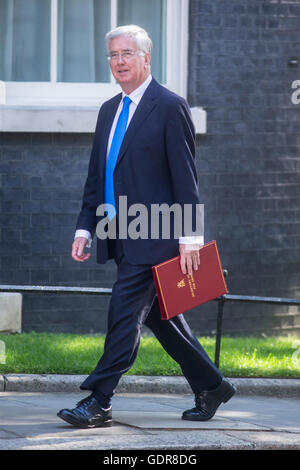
top-left (114, 411), bottom-right (264, 430)
top-left (0, 431), bottom-right (255, 451)
top-left (225, 431), bottom-right (300, 450)
top-left (0, 392), bottom-right (299, 450)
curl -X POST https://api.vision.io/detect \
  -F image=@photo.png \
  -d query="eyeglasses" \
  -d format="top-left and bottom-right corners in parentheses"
top-left (107, 50), bottom-right (145, 61)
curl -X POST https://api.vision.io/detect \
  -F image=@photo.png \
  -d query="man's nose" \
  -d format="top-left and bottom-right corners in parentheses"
top-left (117, 53), bottom-right (125, 64)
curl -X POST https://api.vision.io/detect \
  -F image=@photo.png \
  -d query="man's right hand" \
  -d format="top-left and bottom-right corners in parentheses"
top-left (72, 237), bottom-right (91, 262)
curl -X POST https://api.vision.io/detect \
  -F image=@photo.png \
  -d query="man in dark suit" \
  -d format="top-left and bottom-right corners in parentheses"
top-left (57, 25), bottom-right (235, 429)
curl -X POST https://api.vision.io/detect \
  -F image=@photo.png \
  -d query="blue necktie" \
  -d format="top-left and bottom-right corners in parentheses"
top-left (104, 96), bottom-right (132, 220)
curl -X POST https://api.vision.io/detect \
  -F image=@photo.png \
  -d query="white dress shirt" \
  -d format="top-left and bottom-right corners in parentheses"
top-left (75, 74), bottom-right (203, 249)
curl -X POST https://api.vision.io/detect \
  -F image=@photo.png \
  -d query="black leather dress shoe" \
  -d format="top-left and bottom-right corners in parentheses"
top-left (57, 395), bottom-right (113, 428)
top-left (182, 378), bottom-right (236, 421)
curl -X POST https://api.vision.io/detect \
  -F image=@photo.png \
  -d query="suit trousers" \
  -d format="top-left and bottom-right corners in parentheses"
top-left (80, 238), bottom-right (223, 406)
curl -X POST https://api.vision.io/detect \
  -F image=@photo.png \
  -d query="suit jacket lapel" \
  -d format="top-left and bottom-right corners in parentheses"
top-left (114, 79), bottom-right (159, 171)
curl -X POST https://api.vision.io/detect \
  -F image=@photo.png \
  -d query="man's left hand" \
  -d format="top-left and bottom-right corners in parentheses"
top-left (179, 244), bottom-right (200, 276)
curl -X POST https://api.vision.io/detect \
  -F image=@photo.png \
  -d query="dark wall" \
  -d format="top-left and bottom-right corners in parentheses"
top-left (1, 0), bottom-right (300, 336)
top-left (0, 133), bottom-right (117, 333)
top-left (187, 0), bottom-right (300, 335)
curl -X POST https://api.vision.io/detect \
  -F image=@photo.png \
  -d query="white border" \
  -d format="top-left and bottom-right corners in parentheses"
top-left (0, 105), bottom-right (206, 134)
top-left (166, 0), bottom-right (189, 97)
top-left (50, 0), bottom-right (58, 83)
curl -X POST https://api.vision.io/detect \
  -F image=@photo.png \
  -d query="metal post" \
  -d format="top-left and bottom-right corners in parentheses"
top-left (214, 268), bottom-right (228, 367)
top-left (214, 295), bottom-right (225, 368)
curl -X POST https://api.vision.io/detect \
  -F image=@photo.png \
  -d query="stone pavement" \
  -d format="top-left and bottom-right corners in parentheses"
top-left (0, 389), bottom-right (300, 450)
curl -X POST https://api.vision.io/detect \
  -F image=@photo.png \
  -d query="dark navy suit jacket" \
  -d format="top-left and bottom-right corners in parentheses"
top-left (76, 78), bottom-right (201, 265)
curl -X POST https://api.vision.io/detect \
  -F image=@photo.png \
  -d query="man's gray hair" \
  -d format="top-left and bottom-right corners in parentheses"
top-left (105, 25), bottom-right (152, 55)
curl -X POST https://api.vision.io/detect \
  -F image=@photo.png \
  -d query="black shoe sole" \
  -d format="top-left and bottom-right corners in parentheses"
top-left (182, 385), bottom-right (236, 421)
top-left (57, 411), bottom-right (113, 429)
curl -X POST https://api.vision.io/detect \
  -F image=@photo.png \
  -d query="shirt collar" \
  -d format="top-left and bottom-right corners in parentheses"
top-left (122, 74), bottom-right (152, 105)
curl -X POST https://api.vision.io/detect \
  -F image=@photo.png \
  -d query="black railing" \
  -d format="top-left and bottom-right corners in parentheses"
top-left (214, 293), bottom-right (300, 367)
top-left (1, 282), bottom-right (300, 368)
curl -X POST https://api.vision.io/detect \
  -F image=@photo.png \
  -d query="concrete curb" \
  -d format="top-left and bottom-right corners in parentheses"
top-left (1, 374), bottom-right (300, 398)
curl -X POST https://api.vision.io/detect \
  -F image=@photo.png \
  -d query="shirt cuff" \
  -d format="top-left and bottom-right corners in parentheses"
top-left (74, 229), bottom-right (92, 248)
top-left (179, 236), bottom-right (204, 245)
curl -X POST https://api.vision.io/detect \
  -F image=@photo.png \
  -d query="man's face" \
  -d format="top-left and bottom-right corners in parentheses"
top-left (108, 35), bottom-right (150, 94)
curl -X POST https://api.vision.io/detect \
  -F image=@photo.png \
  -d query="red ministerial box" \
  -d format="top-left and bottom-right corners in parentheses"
top-left (152, 240), bottom-right (228, 320)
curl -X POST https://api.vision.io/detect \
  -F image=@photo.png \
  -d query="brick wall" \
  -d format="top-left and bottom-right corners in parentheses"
top-left (0, 133), bottom-right (115, 333)
top-left (185, 0), bottom-right (300, 336)
top-left (1, 0), bottom-right (300, 335)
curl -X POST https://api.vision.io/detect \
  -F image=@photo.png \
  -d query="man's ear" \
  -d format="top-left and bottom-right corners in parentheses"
top-left (145, 53), bottom-right (151, 67)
